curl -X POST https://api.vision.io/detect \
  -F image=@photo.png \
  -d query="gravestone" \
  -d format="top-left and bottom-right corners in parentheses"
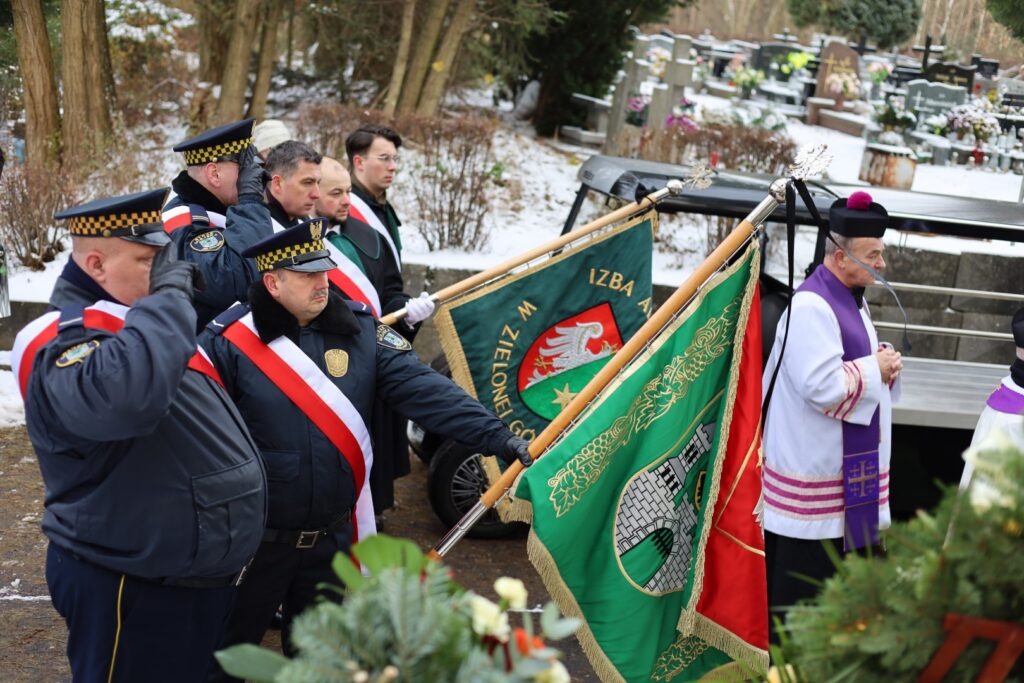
top-left (978, 58), bottom-right (999, 78)
top-left (815, 41), bottom-right (860, 99)
top-left (925, 61), bottom-right (977, 92)
top-left (671, 34), bottom-right (693, 61)
top-left (1002, 79), bottom-right (1024, 98)
top-left (753, 42), bottom-right (795, 75)
top-left (905, 79), bottom-right (968, 117)
top-left (892, 65), bottom-right (923, 86)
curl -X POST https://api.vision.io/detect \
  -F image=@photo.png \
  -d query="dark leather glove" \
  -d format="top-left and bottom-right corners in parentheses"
top-left (149, 244), bottom-right (203, 301)
top-left (501, 435), bottom-right (533, 467)
top-left (236, 144), bottom-right (269, 204)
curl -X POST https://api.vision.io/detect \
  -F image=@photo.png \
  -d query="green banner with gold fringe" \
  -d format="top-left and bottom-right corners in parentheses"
top-left (516, 243), bottom-right (761, 682)
top-left (434, 210), bottom-right (654, 518)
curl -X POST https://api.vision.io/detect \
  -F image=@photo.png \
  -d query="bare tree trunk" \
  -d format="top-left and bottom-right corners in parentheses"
top-left (416, 0), bottom-right (475, 116)
top-left (61, 0), bottom-right (92, 166)
top-left (198, 0), bottom-right (233, 85)
top-left (84, 0), bottom-right (112, 138)
top-left (383, 0), bottom-right (417, 116)
top-left (248, 1), bottom-right (284, 120)
top-left (397, 0), bottom-right (450, 114)
top-left (214, 0), bottom-right (261, 126)
top-left (285, 0), bottom-right (295, 69)
top-left (11, 0), bottom-right (61, 170)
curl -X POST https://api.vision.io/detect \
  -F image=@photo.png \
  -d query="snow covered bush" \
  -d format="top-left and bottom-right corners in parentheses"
top-left (0, 164), bottom-right (76, 271)
top-left (405, 114), bottom-right (497, 251)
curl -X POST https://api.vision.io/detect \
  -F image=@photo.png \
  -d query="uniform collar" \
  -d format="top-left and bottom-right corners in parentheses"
top-left (265, 192), bottom-right (300, 227)
top-left (53, 258), bottom-right (123, 309)
top-left (248, 282), bottom-right (360, 344)
top-left (170, 170), bottom-right (229, 215)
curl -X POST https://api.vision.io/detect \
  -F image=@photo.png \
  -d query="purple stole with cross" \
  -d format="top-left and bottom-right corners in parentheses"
top-left (798, 265), bottom-right (880, 550)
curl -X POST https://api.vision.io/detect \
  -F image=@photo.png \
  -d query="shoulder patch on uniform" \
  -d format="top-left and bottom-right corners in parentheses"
top-left (55, 340), bottom-right (100, 368)
top-left (376, 324), bottom-right (412, 351)
top-left (345, 300), bottom-right (373, 315)
top-left (190, 230), bottom-right (224, 252)
top-left (206, 303), bottom-right (249, 335)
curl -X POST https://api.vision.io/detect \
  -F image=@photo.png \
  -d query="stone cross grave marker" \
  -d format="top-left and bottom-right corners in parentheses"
top-left (815, 41), bottom-right (860, 98)
top-left (905, 79), bottom-right (967, 118)
top-left (925, 61), bottom-right (977, 93)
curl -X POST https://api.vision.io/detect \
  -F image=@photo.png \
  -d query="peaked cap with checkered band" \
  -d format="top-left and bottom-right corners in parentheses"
top-left (55, 188), bottom-right (171, 247)
top-left (173, 118), bottom-right (254, 166)
top-left (243, 218), bottom-right (336, 273)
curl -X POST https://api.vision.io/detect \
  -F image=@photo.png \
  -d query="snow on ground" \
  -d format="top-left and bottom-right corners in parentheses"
top-left (0, 351), bottom-right (22, 427)
top-left (5, 91), bottom-right (1024, 422)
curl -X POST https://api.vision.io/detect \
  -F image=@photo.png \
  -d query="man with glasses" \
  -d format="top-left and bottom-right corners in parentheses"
top-left (344, 124), bottom-right (434, 521)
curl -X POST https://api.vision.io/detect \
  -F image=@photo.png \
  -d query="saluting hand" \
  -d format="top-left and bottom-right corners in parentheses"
top-left (150, 245), bottom-right (203, 302)
top-left (236, 144), bottom-right (269, 204)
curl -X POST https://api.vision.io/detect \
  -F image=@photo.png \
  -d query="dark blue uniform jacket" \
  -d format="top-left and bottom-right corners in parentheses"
top-left (200, 285), bottom-right (514, 530)
top-left (165, 171), bottom-right (273, 329)
top-left (22, 269), bottom-right (267, 579)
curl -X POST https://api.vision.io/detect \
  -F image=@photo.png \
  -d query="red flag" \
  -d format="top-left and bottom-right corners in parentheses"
top-left (694, 286), bottom-right (769, 657)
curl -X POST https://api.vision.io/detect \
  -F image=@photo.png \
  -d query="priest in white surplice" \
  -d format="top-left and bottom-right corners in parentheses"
top-left (761, 191), bottom-right (902, 633)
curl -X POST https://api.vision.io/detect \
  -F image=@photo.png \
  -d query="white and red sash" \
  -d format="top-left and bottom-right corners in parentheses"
top-left (347, 193), bottom-right (401, 271)
top-left (219, 312), bottom-right (376, 541)
top-left (11, 300), bottom-right (223, 399)
top-left (162, 198), bottom-right (227, 234)
top-left (270, 219), bottom-right (382, 317)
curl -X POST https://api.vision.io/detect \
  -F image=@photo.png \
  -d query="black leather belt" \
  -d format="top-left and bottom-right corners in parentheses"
top-left (262, 511), bottom-right (352, 549)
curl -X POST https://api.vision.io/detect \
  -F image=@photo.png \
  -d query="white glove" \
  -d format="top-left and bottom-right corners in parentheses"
top-left (404, 292), bottom-right (436, 325)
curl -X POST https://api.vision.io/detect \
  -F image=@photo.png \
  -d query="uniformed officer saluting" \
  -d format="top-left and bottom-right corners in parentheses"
top-left (200, 219), bottom-right (532, 679)
top-left (163, 119), bottom-right (274, 329)
top-left (11, 190), bottom-right (267, 682)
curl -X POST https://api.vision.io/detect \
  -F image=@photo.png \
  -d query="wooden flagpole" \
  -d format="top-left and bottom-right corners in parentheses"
top-left (381, 185), bottom-right (679, 327)
top-left (428, 176), bottom-right (792, 560)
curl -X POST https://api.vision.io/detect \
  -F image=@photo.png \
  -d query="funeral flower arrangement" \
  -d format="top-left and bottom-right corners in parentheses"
top-left (777, 51), bottom-right (811, 77)
top-left (729, 65), bottom-right (765, 96)
top-left (826, 71), bottom-right (861, 98)
top-left (645, 46), bottom-right (672, 81)
top-left (866, 62), bottom-right (893, 85)
top-left (216, 535), bottom-right (580, 683)
top-left (874, 96), bottom-right (917, 131)
top-left (625, 94), bottom-right (651, 127)
top-left (946, 102), bottom-right (1001, 141)
top-left (775, 430), bottom-right (1024, 681)
top-left (665, 95), bottom-right (699, 131)
top-left (922, 113), bottom-right (950, 136)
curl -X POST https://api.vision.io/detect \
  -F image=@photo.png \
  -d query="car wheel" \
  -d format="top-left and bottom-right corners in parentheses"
top-left (427, 439), bottom-right (524, 539)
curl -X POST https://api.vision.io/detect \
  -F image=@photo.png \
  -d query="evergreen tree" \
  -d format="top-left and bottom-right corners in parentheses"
top-left (786, 0), bottom-right (921, 49)
top-left (525, 0), bottom-right (693, 136)
top-left (986, 0), bottom-right (1024, 43)
top-left (783, 431), bottom-right (1024, 681)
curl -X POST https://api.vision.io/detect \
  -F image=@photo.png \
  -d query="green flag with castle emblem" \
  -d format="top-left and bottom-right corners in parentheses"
top-left (516, 244), bottom-right (760, 682)
top-left (435, 209), bottom-right (654, 447)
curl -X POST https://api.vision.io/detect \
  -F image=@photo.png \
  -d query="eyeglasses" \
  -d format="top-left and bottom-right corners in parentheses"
top-left (371, 154), bottom-right (400, 165)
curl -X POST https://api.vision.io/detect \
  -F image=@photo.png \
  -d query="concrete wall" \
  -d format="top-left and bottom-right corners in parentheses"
top-left (865, 246), bottom-right (1018, 364)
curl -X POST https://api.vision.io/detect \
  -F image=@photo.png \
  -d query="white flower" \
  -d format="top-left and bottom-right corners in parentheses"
top-left (533, 660), bottom-right (570, 683)
top-left (494, 577), bottom-right (528, 609)
top-left (766, 664), bottom-right (797, 683)
top-left (963, 427), bottom-right (1017, 512)
top-left (468, 594), bottom-right (510, 640)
